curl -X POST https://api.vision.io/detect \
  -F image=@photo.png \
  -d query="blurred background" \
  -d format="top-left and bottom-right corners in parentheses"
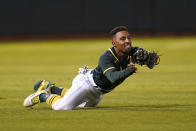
top-left (0, 0), bottom-right (196, 40)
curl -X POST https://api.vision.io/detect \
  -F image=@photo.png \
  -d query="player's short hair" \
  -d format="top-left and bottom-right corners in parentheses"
top-left (109, 26), bottom-right (128, 37)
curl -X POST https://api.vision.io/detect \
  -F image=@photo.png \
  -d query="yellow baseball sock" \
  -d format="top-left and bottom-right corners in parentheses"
top-left (61, 88), bottom-right (69, 97)
top-left (46, 94), bottom-right (61, 108)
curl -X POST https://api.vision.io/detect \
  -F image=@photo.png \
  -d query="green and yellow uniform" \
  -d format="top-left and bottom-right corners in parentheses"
top-left (92, 46), bottom-right (139, 93)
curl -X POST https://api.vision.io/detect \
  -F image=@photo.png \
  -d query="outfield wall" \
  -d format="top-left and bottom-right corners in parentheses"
top-left (0, 0), bottom-right (196, 35)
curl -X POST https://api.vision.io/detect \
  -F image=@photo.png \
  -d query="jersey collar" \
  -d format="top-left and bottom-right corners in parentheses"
top-left (108, 47), bottom-right (120, 63)
top-left (109, 47), bottom-right (130, 63)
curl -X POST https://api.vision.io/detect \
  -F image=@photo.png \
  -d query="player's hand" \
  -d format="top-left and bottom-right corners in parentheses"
top-left (128, 56), bottom-right (138, 73)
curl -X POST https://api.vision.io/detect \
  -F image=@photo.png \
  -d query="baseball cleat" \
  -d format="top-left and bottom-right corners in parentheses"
top-left (24, 90), bottom-right (48, 107)
top-left (34, 80), bottom-right (55, 93)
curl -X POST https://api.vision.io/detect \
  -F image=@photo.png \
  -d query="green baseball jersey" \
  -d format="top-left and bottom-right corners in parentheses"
top-left (92, 46), bottom-right (139, 92)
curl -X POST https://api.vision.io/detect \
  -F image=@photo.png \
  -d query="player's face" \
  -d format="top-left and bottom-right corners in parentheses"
top-left (112, 31), bottom-right (132, 55)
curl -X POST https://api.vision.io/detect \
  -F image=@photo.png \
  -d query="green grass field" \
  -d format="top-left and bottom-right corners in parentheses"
top-left (0, 36), bottom-right (196, 131)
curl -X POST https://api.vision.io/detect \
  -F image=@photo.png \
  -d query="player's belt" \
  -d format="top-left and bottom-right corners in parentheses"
top-left (93, 86), bottom-right (111, 94)
top-left (90, 70), bottom-right (113, 94)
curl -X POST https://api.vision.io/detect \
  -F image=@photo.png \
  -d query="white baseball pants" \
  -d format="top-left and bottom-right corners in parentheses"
top-left (52, 71), bottom-right (104, 110)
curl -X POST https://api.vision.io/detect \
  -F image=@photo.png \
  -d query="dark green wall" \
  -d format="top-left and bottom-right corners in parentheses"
top-left (0, 0), bottom-right (195, 35)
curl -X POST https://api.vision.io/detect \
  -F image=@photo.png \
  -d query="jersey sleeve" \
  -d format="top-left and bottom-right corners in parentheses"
top-left (105, 67), bottom-right (133, 84)
top-left (99, 54), bottom-right (116, 75)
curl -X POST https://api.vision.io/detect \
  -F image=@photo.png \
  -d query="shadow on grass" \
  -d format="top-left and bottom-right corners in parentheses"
top-left (28, 104), bottom-right (194, 112)
top-left (78, 104), bottom-right (194, 112)
top-left (0, 97), bottom-right (6, 100)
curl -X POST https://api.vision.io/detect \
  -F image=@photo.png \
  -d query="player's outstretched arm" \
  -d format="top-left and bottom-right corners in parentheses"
top-left (104, 58), bottom-right (137, 84)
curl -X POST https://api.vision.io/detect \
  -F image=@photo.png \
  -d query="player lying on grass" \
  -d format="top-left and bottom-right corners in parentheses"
top-left (24, 26), bottom-right (160, 110)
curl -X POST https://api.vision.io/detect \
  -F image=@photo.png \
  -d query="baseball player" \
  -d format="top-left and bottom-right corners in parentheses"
top-left (24, 26), bottom-right (160, 110)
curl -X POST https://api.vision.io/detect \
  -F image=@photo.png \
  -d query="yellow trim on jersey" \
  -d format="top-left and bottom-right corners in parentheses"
top-left (108, 48), bottom-right (119, 62)
top-left (103, 67), bottom-right (115, 74)
top-left (127, 55), bottom-right (130, 60)
top-left (108, 48), bottom-right (123, 71)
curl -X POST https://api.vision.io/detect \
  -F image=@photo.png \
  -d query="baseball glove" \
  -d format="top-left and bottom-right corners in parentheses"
top-left (132, 48), bottom-right (160, 69)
